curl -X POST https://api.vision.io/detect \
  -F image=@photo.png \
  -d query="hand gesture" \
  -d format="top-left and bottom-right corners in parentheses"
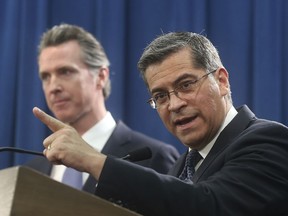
top-left (33, 107), bottom-right (105, 178)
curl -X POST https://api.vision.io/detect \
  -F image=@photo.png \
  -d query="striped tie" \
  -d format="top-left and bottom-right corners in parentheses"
top-left (179, 150), bottom-right (202, 182)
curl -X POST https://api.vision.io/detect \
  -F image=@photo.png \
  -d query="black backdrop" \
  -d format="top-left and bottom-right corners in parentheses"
top-left (0, 0), bottom-right (287, 169)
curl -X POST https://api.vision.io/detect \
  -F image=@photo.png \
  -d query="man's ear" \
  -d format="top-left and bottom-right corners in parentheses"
top-left (97, 67), bottom-right (109, 88)
top-left (215, 67), bottom-right (230, 96)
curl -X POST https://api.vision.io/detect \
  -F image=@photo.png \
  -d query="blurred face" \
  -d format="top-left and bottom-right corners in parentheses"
top-left (38, 40), bottom-right (106, 128)
top-left (145, 49), bottom-right (230, 150)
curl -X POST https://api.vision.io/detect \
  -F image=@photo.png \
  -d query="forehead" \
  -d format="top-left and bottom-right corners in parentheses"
top-left (145, 49), bottom-right (200, 90)
top-left (38, 41), bottom-right (83, 72)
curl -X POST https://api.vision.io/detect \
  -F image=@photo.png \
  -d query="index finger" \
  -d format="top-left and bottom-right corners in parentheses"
top-left (33, 107), bottom-right (66, 132)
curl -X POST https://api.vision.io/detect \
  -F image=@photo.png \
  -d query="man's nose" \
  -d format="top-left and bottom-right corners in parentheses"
top-left (167, 92), bottom-right (186, 111)
top-left (48, 76), bottom-right (63, 93)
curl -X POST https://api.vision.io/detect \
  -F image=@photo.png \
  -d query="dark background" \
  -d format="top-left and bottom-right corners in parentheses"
top-left (0, 0), bottom-right (287, 169)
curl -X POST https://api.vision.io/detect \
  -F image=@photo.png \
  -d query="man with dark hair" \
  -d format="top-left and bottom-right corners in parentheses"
top-left (33, 32), bottom-right (288, 215)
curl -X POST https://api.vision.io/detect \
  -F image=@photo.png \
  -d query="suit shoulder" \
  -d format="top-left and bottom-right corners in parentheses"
top-left (246, 118), bottom-right (288, 137)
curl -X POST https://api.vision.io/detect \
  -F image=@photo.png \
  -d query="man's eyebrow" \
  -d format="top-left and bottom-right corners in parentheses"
top-left (173, 73), bottom-right (197, 84)
top-left (39, 70), bottom-right (48, 77)
top-left (150, 72), bottom-right (197, 94)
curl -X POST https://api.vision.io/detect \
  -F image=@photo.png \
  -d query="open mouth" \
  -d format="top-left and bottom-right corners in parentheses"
top-left (175, 116), bottom-right (197, 126)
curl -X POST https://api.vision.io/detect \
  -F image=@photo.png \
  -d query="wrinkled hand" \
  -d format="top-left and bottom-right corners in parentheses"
top-left (33, 107), bottom-right (106, 179)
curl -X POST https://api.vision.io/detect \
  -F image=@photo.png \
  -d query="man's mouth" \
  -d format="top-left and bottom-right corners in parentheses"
top-left (174, 116), bottom-right (197, 126)
top-left (52, 99), bottom-right (69, 107)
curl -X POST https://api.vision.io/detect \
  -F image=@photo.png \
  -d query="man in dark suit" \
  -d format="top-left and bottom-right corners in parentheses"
top-left (32, 32), bottom-right (288, 215)
top-left (26, 24), bottom-right (179, 193)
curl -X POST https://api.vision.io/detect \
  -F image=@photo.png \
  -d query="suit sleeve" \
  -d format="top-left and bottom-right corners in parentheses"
top-left (95, 124), bottom-right (288, 216)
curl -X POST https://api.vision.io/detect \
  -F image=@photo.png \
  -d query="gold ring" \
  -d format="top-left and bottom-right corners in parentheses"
top-left (47, 144), bottom-right (52, 150)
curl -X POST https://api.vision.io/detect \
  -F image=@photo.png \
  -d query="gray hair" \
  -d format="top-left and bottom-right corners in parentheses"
top-left (137, 32), bottom-right (231, 102)
top-left (38, 24), bottom-right (111, 99)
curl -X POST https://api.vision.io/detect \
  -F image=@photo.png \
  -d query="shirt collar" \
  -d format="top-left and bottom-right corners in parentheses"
top-left (81, 111), bottom-right (116, 151)
top-left (197, 106), bottom-right (238, 159)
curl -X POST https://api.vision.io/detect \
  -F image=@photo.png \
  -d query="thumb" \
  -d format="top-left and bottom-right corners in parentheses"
top-left (33, 107), bottom-right (66, 132)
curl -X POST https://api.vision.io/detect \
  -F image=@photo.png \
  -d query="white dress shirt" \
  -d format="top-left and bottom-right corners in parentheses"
top-left (50, 112), bottom-right (116, 184)
top-left (194, 106), bottom-right (238, 170)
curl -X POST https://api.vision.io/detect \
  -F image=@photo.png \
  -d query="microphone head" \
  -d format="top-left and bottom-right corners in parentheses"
top-left (122, 147), bottom-right (152, 162)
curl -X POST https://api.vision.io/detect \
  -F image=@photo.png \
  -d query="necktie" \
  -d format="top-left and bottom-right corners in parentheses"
top-left (62, 167), bottom-right (83, 190)
top-left (179, 150), bottom-right (202, 182)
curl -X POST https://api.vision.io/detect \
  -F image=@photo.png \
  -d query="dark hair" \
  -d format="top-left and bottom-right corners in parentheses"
top-left (137, 32), bottom-right (231, 102)
top-left (138, 32), bottom-right (223, 84)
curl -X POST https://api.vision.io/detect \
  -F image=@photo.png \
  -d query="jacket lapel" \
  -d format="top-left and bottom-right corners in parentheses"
top-left (101, 120), bottom-right (131, 157)
top-left (192, 105), bottom-right (256, 182)
top-left (83, 121), bottom-right (131, 191)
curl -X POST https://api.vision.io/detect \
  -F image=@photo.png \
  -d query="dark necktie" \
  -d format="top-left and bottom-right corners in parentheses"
top-left (179, 150), bottom-right (202, 182)
top-left (62, 167), bottom-right (83, 190)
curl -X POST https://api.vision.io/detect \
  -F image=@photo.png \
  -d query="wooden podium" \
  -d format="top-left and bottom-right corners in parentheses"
top-left (0, 166), bottom-right (141, 216)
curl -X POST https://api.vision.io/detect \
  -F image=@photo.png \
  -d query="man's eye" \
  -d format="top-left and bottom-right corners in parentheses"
top-left (178, 80), bottom-right (196, 91)
top-left (40, 73), bottom-right (49, 81)
top-left (60, 69), bottom-right (71, 75)
top-left (154, 93), bottom-right (168, 101)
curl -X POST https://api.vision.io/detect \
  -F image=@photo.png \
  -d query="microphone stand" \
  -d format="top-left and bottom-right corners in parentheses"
top-left (0, 146), bottom-right (152, 161)
top-left (0, 147), bottom-right (44, 156)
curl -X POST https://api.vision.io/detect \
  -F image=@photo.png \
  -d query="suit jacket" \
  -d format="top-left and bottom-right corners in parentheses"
top-left (95, 105), bottom-right (288, 216)
top-left (25, 121), bottom-right (179, 194)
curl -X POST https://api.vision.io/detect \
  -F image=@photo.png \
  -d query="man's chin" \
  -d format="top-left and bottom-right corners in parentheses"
top-left (54, 114), bottom-right (72, 123)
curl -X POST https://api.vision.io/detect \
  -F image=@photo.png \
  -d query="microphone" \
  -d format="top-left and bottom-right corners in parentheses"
top-left (0, 146), bottom-right (153, 161)
top-left (121, 147), bottom-right (152, 162)
top-left (0, 147), bottom-right (44, 156)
